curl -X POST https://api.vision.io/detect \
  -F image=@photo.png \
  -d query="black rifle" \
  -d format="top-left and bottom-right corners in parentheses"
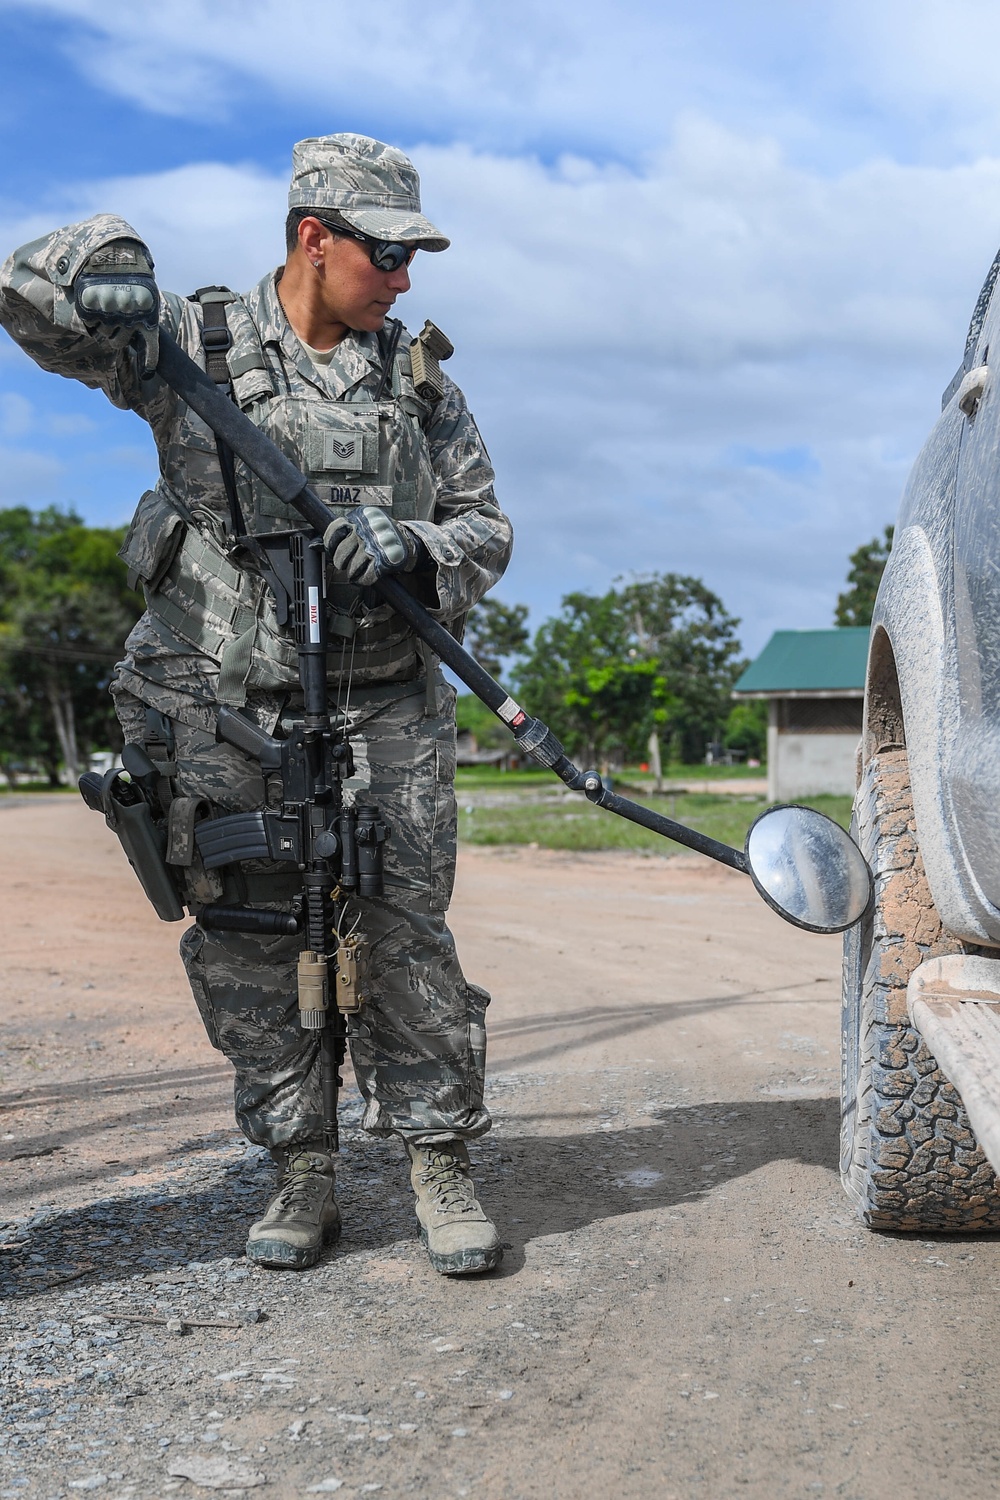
top-left (81, 520), bottom-right (385, 1153)
top-left (195, 528), bottom-right (386, 1155)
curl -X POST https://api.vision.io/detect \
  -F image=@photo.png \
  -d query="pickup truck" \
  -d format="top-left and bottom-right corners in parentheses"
top-left (843, 246), bottom-right (1000, 1230)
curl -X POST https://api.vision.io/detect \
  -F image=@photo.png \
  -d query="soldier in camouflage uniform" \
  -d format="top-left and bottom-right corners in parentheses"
top-left (0, 134), bottom-right (511, 1275)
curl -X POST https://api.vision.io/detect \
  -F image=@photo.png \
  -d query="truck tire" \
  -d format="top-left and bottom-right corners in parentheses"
top-left (841, 747), bottom-right (1000, 1230)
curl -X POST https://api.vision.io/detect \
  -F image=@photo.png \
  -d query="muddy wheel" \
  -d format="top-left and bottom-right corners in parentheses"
top-left (841, 747), bottom-right (1000, 1230)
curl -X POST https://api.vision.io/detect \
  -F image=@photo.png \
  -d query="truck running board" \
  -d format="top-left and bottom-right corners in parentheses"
top-left (908, 954), bottom-right (1000, 1178)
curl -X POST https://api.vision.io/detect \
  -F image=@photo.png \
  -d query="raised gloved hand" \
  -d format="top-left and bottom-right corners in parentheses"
top-left (74, 239), bottom-right (159, 374)
top-left (323, 505), bottom-right (422, 586)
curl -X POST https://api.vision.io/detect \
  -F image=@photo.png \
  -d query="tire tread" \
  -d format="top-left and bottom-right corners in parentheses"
top-left (841, 748), bottom-right (1000, 1231)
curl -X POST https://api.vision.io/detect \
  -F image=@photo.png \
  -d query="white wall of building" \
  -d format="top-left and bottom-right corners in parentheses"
top-left (768, 732), bottom-right (860, 801)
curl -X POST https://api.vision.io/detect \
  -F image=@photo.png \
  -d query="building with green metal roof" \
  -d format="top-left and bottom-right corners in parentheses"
top-left (733, 627), bottom-right (870, 698)
top-left (733, 628), bottom-right (869, 799)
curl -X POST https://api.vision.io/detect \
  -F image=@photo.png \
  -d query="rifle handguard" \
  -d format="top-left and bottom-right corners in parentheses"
top-left (197, 905), bottom-right (300, 936)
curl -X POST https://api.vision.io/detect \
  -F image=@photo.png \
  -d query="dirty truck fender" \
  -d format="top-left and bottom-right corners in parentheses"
top-left (869, 524), bottom-right (1000, 945)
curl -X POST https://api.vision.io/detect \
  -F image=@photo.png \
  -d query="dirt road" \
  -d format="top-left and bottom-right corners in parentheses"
top-left (2, 802), bottom-right (999, 1499)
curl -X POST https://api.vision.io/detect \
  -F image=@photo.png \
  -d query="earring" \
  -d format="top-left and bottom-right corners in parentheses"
top-left (312, 260), bottom-right (322, 269)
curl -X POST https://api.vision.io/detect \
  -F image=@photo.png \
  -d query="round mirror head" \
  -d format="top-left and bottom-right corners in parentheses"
top-left (745, 804), bottom-right (873, 934)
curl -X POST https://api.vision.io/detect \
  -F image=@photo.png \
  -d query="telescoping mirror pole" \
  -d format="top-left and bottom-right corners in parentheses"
top-left (153, 331), bottom-right (874, 936)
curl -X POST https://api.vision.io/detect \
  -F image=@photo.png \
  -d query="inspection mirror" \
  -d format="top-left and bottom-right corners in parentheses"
top-left (744, 804), bottom-right (873, 934)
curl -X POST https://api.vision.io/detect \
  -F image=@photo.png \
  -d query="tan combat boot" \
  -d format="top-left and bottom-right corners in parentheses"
top-left (246, 1147), bottom-right (341, 1270)
top-left (406, 1140), bottom-right (503, 1276)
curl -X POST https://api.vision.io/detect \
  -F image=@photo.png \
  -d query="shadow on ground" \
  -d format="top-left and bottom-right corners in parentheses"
top-left (486, 992), bottom-right (837, 1074)
top-left (1, 1098), bottom-right (843, 1297)
top-left (0, 1064), bottom-right (232, 1117)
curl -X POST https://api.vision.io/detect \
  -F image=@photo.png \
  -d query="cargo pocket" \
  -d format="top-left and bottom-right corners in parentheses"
top-left (466, 980), bottom-right (492, 1112)
top-left (118, 487), bottom-right (186, 593)
top-left (178, 923), bottom-right (222, 1052)
top-left (429, 729), bottom-right (458, 911)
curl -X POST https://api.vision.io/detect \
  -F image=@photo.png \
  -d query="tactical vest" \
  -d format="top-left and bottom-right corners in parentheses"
top-left (134, 288), bottom-right (446, 705)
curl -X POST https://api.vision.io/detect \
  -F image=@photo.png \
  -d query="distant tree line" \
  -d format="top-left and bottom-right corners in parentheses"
top-left (0, 507), bottom-right (142, 786)
top-left (465, 577), bottom-right (761, 768)
top-left (2, 507), bottom-right (890, 783)
top-left (0, 507), bottom-right (761, 783)
top-left (465, 519), bottom-right (898, 770)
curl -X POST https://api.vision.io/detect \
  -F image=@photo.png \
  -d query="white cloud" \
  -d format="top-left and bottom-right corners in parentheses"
top-left (0, 444), bottom-right (67, 503)
top-left (9, 0), bottom-right (1000, 182)
top-left (0, 161), bottom-right (287, 293)
top-left (833, 0), bottom-right (1000, 160)
top-left (0, 390), bottom-right (97, 440)
top-left (414, 124), bottom-right (1000, 365)
top-left (0, 0), bottom-right (841, 159)
top-left (6, 117), bottom-right (985, 367)
top-left (47, 412), bottom-right (98, 436)
top-left (0, 0), bottom-right (670, 129)
top-left (0, 392), bottom-right (34, 438)
top-left (2, 118), bottom-right (999, 647)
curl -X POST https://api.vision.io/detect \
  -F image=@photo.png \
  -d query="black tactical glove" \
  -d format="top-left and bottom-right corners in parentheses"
top-left (74, 239), bottom-right (159, 374)
top-left (323, 505), bottom-right (423, 586)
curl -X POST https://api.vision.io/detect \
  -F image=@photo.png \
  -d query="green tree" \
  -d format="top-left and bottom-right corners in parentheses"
top-left (620, 575), bottom-right (744, 761)
top-left (513, 574), bottom-right (743, 767)
top-left (0, 508), bottom-right (143, 783)
top-left (455, 691), bottom-right (517, 753)
top-left (835, 524), bottom-right (894, 627)
top-left (723, 700), bottom-right (768, 761)
top-left (0, 508), bottom-right (84, 784)
top-left (0, 621), bottom-right (53, 788)
top-left (465, 597), bottom-right (530, 680)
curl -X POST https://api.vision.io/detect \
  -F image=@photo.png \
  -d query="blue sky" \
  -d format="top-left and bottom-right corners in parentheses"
top-left (3, 0), bottom-right (1000, 654)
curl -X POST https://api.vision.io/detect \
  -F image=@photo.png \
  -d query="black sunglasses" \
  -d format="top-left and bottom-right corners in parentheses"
top-left (315, 217), bottom-right (418, 273)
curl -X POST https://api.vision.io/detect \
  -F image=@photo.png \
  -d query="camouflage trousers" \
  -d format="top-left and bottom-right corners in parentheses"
top-left (113, 681), bottom-right (492, 1152)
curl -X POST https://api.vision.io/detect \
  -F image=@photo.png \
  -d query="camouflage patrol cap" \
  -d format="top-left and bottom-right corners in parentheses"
top-left (288, 133), bottom-right (450, 251)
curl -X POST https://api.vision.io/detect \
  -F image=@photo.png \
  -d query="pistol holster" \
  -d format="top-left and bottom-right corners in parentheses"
top-left (79, 767), bottom-right (186, 922)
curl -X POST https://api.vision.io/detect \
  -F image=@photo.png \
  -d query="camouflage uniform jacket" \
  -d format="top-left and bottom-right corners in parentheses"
top-left (0, 214), bottom-right (512, 728)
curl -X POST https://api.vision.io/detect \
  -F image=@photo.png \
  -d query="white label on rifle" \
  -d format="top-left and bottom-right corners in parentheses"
top-left (308, 585), bottom-right (321, 643)
top-left (497, 695), bottom-right (521, 725)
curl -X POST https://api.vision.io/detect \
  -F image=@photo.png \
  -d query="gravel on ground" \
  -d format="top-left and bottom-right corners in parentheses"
top-left (2, 804), bottom-right (1000, 1499)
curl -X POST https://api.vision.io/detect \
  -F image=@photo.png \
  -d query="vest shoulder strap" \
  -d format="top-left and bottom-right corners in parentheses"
top-left (189, 285), bottom-right (237, 385)
top-left (188, 285), bottom-right (273, 393)
top-left (186, 286), bottom-right (247, 543)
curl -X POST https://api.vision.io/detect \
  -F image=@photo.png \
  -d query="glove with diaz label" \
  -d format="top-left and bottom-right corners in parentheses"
top-left (323, 505), bottom-right (424, 586)
top-left (74, 239), bottom-right (159, 374)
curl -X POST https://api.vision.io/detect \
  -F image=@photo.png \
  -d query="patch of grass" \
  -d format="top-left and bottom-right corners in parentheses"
top-left (0, 782), bottom-right (75, 795)
top-left (457, 788), bottom-right (854, 855)
top-left (455, 766), bottom-right (552, 790)
top-left (454, 762), bottom-right (766, 793)
top-left (624, 762), bottom-right (766, 782)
